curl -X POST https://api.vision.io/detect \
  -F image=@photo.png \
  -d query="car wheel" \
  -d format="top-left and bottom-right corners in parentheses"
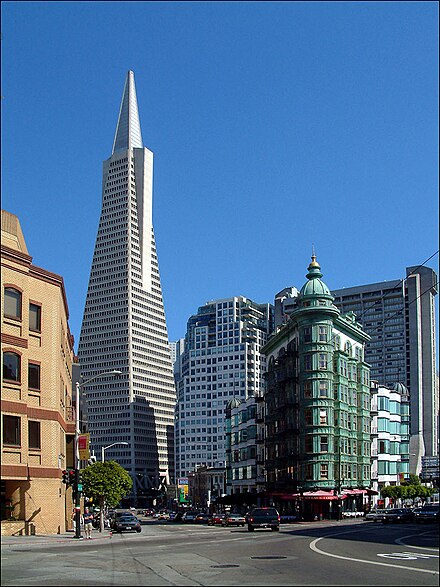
top-left (247, 525), bottom-right (254, 532)
top-left (271, 526), bottom-right (279, 531)
top-left (136, 528), bottom-right (141, 533)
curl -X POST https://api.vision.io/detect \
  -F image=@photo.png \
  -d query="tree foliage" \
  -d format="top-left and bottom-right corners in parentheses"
top-left (81, 461), bottom-right (132, 508)
top-left (380, 476), bottom-right (435, 502)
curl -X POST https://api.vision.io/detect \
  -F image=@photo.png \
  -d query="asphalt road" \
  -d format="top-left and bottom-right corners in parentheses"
top-left (1, 519), bottom-right (438, 586)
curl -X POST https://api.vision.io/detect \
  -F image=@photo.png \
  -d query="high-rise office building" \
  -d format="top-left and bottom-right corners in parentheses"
top-left (78, 71), bottom-right (176, 499)
top-left (276, 265), bottom-right (438, 471)
top-left (174, 297), bottom-right (274, 478)
top-left (332, 266), bottom-right (438, 469)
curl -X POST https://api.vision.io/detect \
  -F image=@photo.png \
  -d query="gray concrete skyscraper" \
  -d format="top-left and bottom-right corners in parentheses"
top-left (78, 71), bottom-right (176, 500)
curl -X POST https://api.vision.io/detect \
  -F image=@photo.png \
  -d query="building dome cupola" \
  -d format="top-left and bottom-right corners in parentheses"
top-left (390, 382), bottom-right (408, 395)
top-left (298, 250), bottom-right (334, 303)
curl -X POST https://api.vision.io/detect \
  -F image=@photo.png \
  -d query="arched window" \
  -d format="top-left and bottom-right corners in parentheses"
top-left (333, 335), bottom-right (340, 350)
top-left (4, 287), bottom-right (22, 320)
top-left (3, 352), bottom-right (21, 382)
top-left (344, 341), bottom-right (352, 356)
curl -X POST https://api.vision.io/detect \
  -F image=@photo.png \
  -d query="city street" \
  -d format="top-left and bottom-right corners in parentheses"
top-left (1, 519), bottom-right (438, 586)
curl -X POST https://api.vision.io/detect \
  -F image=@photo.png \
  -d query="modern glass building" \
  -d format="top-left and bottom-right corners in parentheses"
top-left (174, 296), bottom-right (274, 478)
top-left (78, 71), bottom-right (176, 500)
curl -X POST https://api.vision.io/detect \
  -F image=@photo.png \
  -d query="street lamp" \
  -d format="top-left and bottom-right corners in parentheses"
top-left (73, 369), bottom-right (122, 539)
top-left (102, 442), bottom-right (129, 462)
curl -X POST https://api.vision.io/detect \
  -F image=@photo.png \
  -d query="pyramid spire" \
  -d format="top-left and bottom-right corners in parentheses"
top-left (112, 70), bottom-right (143, 153)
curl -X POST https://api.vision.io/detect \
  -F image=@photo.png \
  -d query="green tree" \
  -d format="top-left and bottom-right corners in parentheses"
top-left (81, 461), bottom-right (132, 532)
top-left (380, 485), bottom-right (403, 501)
top-left (380, 476), bottom-right (435, 505)
top-left (403, 474), bottom-right (421, 486)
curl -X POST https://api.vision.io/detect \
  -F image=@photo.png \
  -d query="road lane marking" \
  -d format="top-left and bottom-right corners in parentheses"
top-left (310, 536), bottom-right (439, 575)
top-left (377, 552), bottom-right (439, 560)
top-left (395, 533), bottom-right (439, 551)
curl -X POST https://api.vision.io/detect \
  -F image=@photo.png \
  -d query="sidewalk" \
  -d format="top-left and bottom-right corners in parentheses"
top-left (1, 528), bottom-right (113, 547)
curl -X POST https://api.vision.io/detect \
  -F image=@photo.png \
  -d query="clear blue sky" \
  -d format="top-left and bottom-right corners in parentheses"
top-left (2, 1), bottom-right (439, 351)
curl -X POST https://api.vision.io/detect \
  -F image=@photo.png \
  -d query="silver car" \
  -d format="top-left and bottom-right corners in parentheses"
top-left (364, 509), bottom-right (386, 522)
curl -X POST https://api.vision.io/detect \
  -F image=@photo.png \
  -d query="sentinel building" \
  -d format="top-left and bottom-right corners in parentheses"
top-left (78, 72), bottom-right (176, 497)
top-left (264, 257), bottom-right (372, 509)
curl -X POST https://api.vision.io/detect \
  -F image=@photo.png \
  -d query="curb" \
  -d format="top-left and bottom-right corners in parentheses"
top-left (1, 532), bottom-right (114, 546)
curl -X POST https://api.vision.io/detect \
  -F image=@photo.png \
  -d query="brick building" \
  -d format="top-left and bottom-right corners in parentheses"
top-left (1, 210), bottom-right (75, 535)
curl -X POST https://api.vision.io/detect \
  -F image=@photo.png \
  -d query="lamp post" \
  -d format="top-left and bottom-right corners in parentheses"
top-left (101, 442), bottom-right (129, 463)
top-left (73, 369), bottom-right (122, 539)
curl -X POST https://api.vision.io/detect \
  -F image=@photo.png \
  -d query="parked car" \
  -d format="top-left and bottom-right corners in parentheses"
top-left (364, 509), bottom-right (386, 522)
top-left (222, 513), bottom-right (246, 527)
top-left (246, 507), bottom-right (280, 532)
top-left (413, 504), bottom-right (439, 523)
top-left (182, 511), bottom-right (198, 523)
top-left (194, 513), bottom-right (210, 524)
top-left (208, 513), bottom-right (225, 526)
top-left (112, 514), bottom-right (142, 533)
top-left (381, 508), bottom-right (413, 524)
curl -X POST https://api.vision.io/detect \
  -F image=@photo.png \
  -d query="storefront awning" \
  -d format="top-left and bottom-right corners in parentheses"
top-left (302, 491), bottom-right (340, 501)
top-left (343, 489), bottom-right (379, 496)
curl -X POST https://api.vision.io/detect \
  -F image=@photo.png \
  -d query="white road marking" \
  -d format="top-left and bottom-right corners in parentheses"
top-left (395, 533), bottom-right (439, 551)
top-left (377, 552), bottom-right (439, 560)
top-left (309, 536), bottom-right (439, 575)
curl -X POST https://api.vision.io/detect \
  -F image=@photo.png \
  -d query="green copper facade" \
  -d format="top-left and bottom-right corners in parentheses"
top-left (262, 256), bottom-right (372, 495)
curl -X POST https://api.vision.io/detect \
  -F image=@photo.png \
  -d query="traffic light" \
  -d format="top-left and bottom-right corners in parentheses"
top-left (68, 470), bottom-right (76, 487)
top-left (62, 470), bottom-right (69, 485)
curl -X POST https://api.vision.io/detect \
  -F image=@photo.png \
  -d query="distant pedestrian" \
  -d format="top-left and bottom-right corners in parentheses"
top-left (83, 507), bottom-right (94, 539)
top-left (72, 509), bottom-right (84, 532)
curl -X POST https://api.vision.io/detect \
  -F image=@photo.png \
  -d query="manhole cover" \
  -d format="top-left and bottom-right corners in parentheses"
top-left (251, 556), bottom-right (287, 560)
top-left (211, 564), bottom-right (240, 568)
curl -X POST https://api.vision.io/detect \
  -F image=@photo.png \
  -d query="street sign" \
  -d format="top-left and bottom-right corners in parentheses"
top-left (77, 483), bottom-right (83, 492)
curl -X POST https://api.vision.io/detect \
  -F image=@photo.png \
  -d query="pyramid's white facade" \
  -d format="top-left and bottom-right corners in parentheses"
top-left (78, 71), bottom-right (176, 497)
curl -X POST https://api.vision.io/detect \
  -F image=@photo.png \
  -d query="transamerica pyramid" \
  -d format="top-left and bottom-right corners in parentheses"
top-left (78, 71), bottom-right (176, 503)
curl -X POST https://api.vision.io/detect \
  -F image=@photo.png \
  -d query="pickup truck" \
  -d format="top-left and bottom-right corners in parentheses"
top-left (246, 507), bottom-right (280, 531)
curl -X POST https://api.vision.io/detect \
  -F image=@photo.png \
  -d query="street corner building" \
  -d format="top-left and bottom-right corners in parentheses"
top-left (1, 210), bottom-right (76, 535)
top-left (262, 255), bottom-right (373, 520)
top-left (77, 71), bottom-right (176, 500)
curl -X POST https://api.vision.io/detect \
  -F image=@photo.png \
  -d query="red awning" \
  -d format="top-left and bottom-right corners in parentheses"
top-left (302, 491), bottom-right (340, 501)
top-left (343, 489), bottom-right (379, 496)
top-left (366, 488), bottom-right (379, 496)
